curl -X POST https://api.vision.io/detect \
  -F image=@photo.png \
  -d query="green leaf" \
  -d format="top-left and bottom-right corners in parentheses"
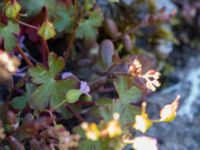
top-left (0, 21), bottom-right (20, 52)
top-left (114, 76), bottom-right (142, 104)
top-left (11, 83), bottom-right (36, 110)
top-left (84, 0), bottom-right (95, 11)
top-left (55, 6), bottom-right (74, 33)
top-left (76, 8), bottom-right (103, 40)
top-left (65, 89), bottom-right (82, 103)
top-left (11, 96), bottom-right (27, 110)
top-left (20, 0), bottom-right (57, 17)
top-left (78, 139), bottom-right (103, 150)
top-left (96, 99), bottom-right (140, 127)
top-left (28, 52), bottom-right (78, 110)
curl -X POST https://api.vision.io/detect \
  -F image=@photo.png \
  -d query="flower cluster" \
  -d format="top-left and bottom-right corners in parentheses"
top-left (58, 128), bottom-right (80, 150)
top-left (129, 59), bottom-right (161, 91)
top-left (45, 125), bottom-right (80, 150)
top-left (81, 113), bottom-right (122, 141)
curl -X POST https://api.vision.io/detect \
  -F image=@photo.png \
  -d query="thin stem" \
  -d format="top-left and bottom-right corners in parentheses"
top-left (151, 119), bottom-right (162, 123)
top-left (51, 98), bottom-right (85, 123)
top-left (15, 19), bottom-right (39, 30)
top-left (41, 38), bottom-right (50, 55)
top-left (63, 28), bottom-right (76, 61)
top-left (66, 105), bottom-right (85, 123)
top-left (16, 44), bottom-right (34, 67)
top-left (52, 99), bottom-right (68, 111)
top-left (63, 0), bottom-right (79, 62)
top-left (47, 110), bottom-right (57, 126)
top-left (141, 101), bottom-right (147, 115)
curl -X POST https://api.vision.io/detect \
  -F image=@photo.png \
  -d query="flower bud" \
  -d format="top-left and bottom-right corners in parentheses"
top-left (133, 114), bottom-right (152, 133)
top-left (160, 95), bottom-right (180, 122)
top-left (81, 123), bottom-right (100, 141)
top-left (105, 113), bottom-right (122, 138)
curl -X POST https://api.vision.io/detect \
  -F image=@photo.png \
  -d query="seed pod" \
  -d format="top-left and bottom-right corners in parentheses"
top-left (123, 34), bottom-right (133, 52)
top-left (104, 18), bottom-right (120, 39)
top-left (38, 20), bottom-right (56, 40)
top-left (5, 1), bottom-right (21, 19)
top-left (99, 39), bottom-right (115, 69)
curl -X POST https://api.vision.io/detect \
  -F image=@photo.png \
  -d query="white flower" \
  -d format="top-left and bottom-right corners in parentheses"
top-left (132, 136), bottom-right (158, 150)
top-left (142, 70), bottom-right (161, 91)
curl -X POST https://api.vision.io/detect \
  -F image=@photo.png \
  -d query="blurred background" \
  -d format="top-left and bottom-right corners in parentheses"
top-left (98, 0), bottom-right (200, 149)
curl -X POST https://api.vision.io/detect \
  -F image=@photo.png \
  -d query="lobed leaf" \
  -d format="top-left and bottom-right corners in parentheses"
top-left (55, 6), bottom-right (74, 33)
top-left (76, 8), bottom-right (103, 40)
top-left (114, 76), bottom-right (142, 104)
top-left (20, 0), bottom-right (57, 17)
top-left (28, 52), bottom-right (78, 110)
top-left (0, 21), bottom-right (20, 52)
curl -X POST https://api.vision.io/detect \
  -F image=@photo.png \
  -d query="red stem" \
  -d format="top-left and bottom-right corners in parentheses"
top-left (66, 105), bottom-right (85, 123)
top-left (16, 43), bottom-right (34, 67)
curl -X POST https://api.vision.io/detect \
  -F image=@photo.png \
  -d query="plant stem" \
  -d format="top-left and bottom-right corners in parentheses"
top-left (66, 105), bottom-right (85, 123)
top-left (52, 99), bottom-right (68, 110)
top-left (15, 19), bottom-right (39, 30)
top-left (63, 0), bottom-right (79, 62)
top-left (40, 38), bottom-right (50, 67)
top-left (41, 38), bottom-right (50, 55)
top-left (63, 28), bottom-right (77, 61)
top-left (16, 44), bottom-right (34, 67)
top-left (52, 99), bottom-right (85, 123)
